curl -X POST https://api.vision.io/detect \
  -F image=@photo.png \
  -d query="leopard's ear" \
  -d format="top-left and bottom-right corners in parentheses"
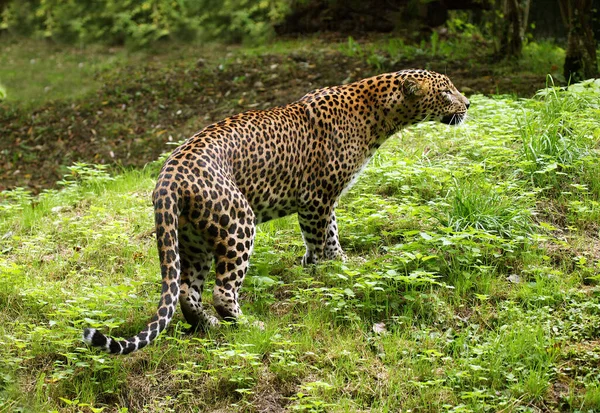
top-left (402, 78), bottom-right (425, 98)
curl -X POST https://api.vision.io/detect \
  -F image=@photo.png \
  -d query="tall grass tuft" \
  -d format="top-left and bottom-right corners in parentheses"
top-left (518, 78), bottom-right (599, 195)
top-left (443, 179), bottom-right (532, 238)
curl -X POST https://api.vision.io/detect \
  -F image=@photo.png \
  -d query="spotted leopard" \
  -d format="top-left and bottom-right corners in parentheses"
top-left (83, 69), bottom-right (469, 354)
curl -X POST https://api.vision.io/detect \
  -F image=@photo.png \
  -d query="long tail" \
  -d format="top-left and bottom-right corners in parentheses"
top-left (83, 191), bottom-right (180, 355)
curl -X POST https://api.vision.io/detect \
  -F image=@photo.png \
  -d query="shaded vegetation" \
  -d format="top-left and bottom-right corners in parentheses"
top-left (0, 0), bottom-right (290, 47)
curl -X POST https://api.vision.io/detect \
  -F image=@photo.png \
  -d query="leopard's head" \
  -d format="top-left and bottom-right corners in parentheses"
top-left (397, 69), bottom-right (470, 126)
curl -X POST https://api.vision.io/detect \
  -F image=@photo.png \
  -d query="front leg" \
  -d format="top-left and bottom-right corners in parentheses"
top-left (298, 206), bottom-right (345, 265)
top-left (324, 211), bottom-right (347, 261)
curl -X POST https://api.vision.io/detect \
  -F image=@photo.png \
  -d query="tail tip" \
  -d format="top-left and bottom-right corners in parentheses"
top-left (82, 327), bottom-right (108, 349)
top-left (82, 327), bottom-right (96, 345)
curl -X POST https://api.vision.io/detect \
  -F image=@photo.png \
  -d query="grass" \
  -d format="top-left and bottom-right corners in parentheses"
top-left (2, 78), bottom-right (600, 412)
top-left (0, 39), bottom-right (124, 105)
top-left (0, 37), bottom-right (241, 107)
top-left (1, 34), bottom-right (600, 412)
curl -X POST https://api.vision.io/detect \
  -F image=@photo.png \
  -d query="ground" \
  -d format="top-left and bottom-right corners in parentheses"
top-left (3, 34), bottom-right (600, 413)
top-left (0, 34), bottom-right (560, 193)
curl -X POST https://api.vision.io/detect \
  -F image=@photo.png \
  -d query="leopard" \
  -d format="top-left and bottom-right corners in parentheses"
top-left (83, 69), bottom-right (469, 354)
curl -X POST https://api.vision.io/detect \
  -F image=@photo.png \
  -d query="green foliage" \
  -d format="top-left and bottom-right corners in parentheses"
top-left (442, 178), bottom-right (532, 238)
top-left (197, 0), bottom-right (290, 44)
top-left (0, 0), bottom-right (290, 47)
top-left (521, 41), bottom-right (565, 80)
top-left (57, 163), bottom-right (115, 188)
top-left (1, 44), bottom-right (600, 412)
top-left (338, 30), bottom-right (566, 79)
top-left (518, 78), bottom-right (600, 203)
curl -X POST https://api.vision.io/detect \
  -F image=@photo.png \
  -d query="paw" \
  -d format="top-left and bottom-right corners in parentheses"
top-left (325, 250), bottom-right (347, 262)
top-left (301, 252), bottom-right (319, 266)
top-left (184, 315), bottom-right (220, 334)
top-left (318, 247), bottom-right (347, 263)
top-left (202, 315), bottom-right (220, 330)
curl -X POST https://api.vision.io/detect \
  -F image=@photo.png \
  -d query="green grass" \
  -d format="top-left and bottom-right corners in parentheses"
top-left (0, 38), bottom-right (235, 107)
top-left (0, 39), bottom-right (125, 105)
top-left (2, 75), bottom-right (600, 412)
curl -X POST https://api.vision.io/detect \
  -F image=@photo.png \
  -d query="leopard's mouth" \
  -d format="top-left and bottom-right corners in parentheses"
top-left (441, 112), bottom-right (467, 125)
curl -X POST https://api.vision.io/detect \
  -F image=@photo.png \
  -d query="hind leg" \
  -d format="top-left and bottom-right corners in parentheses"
top-left (211, 196), bottom-right (256, 322)
top-left (178, 233), bottom-right (219, 330)
top-left (324, 211), bottom-right (347, 261)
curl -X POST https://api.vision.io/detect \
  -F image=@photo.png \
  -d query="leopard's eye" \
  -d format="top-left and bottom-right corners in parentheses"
top-left (442, 90), bottom-right (454, 102)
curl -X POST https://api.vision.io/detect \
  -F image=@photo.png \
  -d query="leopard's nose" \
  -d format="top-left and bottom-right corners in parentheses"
top-left (465, 99), bottom-right (470, 109)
